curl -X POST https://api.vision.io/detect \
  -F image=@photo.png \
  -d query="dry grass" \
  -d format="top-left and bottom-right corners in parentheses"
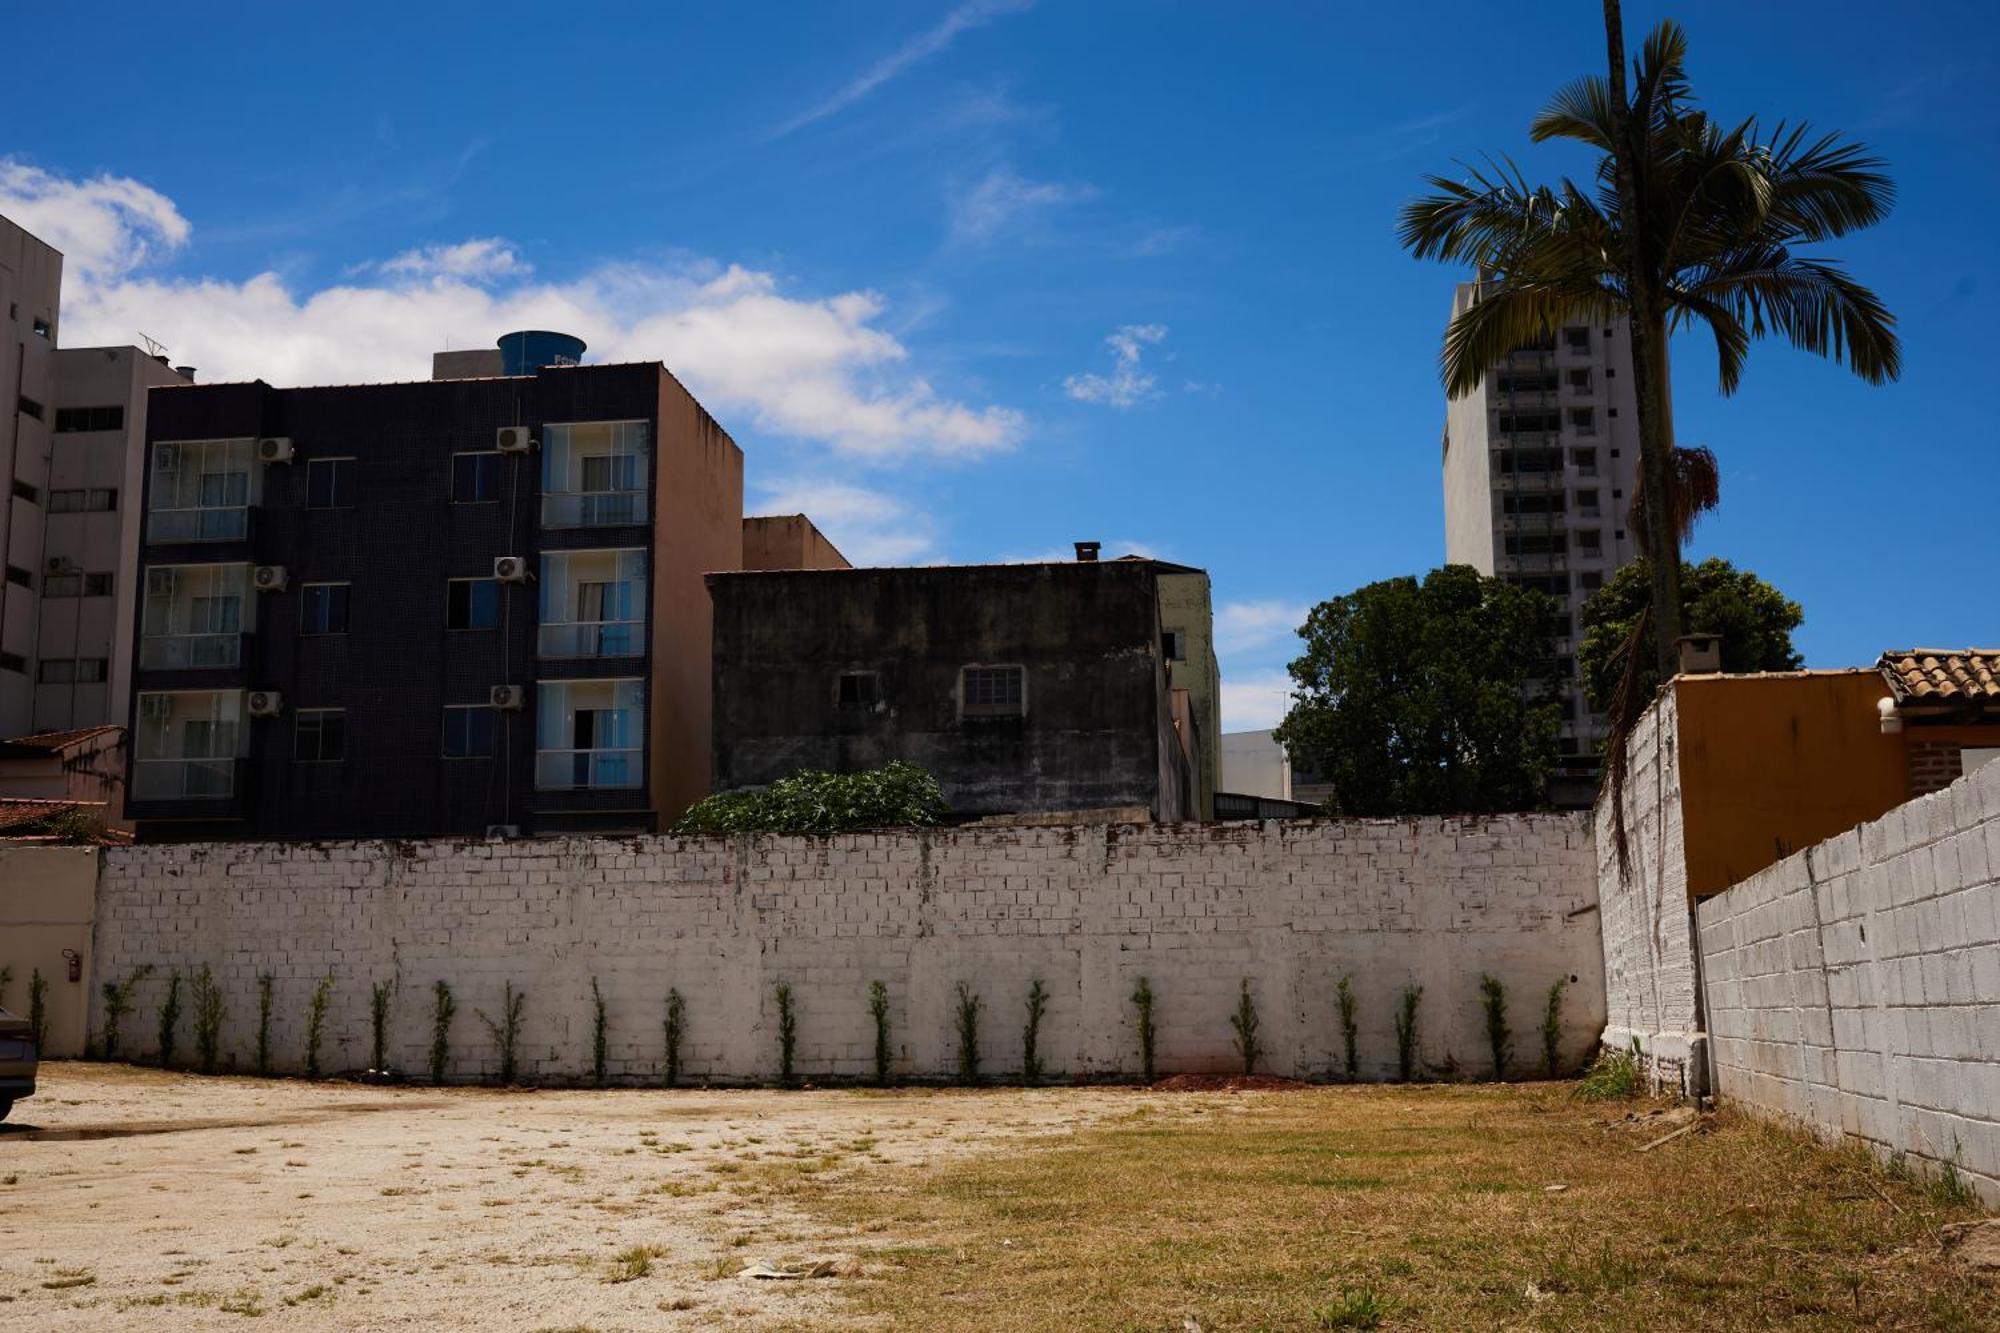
top-left (802, 1084), bottom-right (1999, 1331)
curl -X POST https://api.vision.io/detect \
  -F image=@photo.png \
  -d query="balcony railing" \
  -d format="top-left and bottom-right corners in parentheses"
top-left (541, 490), bottom-right (649, 529)
top-left (1506, 350), bottom-right (1555, 370)
top-left (1492, 471), bottom-right (1566, 492)
top-left (535, 748), bottom-right (642, 790)
top-left (1499, 551), bottom-right (1569, 573)
top-left (138, 633), bottom-right (243, 671)
top-left (146, 506), bottom-right (249, 544)
top-left (132, 757), bottom-right (236, 800)
top-left (1494, 390), bottom-right (1559, 410)
top-left (537, 620), bottom-right (643, 659)
top-left (1498, 511), bottom-right (1567, 533)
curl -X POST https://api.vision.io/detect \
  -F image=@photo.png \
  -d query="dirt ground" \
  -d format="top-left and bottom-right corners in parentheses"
top-left (0, 1063), bottom-right (1153, 1330)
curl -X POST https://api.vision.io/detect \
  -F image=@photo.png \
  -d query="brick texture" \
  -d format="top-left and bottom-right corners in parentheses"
top-left (1697, 759), bottom-right (2000, 1206)
top-left (91, 815), bottom-right (1603, 1086)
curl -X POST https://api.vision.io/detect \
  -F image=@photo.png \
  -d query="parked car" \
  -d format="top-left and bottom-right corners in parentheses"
top-left (0, 1007), bottom-right (35, 1122)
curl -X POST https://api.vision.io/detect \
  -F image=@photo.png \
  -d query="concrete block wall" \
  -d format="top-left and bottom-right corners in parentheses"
top-left (1697, 759), bottom-right (2000, 1206)
top-left (1594, 686), bottom-right (1705, 1091)
top-left (90, 815), bottom-right (1604, 1085)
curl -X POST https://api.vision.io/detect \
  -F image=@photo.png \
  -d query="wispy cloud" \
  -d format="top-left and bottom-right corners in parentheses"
top-left (1064, 324), bottom-right (1168, 409)
top-left (4, 159), bottom-right (1023, 464)
top-left (1214, 600), bottom-right (1308, 658)
top-left (1220, 668), bottom-right (1295, 733)
top-left (948, 166), bottom-right (1090, 243)
top-left (1340, 104), bottom-right (1477, 165)
top-left (1130, 224), bottom-right (1200, 258)
top-left (770, 0), bottom-right (1035, 139)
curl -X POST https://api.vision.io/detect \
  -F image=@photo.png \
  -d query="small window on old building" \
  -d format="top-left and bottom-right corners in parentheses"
top-left (1564, 327), bottom-right (1590, 350)
top-left (306, 457), bottom-right (355, 509)
top-left (836, 671), bottom-right (880, 706)
top-left (960, 664), bottom-right (1025, 717)
top-left (1576, 529), bottom-right (1602, 553)
top-left (1161, 630), bottom-right (1186, 662)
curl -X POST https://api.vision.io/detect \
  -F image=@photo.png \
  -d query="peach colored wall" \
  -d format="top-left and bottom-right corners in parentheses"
top-left (649, 372), bottom-right (743, 825)
top-left (1674, 673), bottom-right (1909, 898)
top-left (741, 514), bottom-right (850, 571)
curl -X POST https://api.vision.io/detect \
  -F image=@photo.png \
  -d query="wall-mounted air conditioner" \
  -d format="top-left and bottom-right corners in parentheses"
top-left (253, 565), bottom-right (288, 592)
top-left (490, 684), bottom-right (525, 710)
top-left (493, 555), bottom-right (529, 583)
top-left (256, 437), bottom-right (295, 464)
top-left (496, 426), bottom-right (533, 453)
top-left (247, 690), bottom-right (284, 717)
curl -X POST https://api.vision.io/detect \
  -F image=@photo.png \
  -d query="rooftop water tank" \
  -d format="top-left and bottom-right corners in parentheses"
top-left (497, 329), bottom-right (587, 376)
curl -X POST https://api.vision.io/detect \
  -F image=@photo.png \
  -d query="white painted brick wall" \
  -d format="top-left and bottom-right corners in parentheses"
top-left (1697, 759), bottom-right (2000, 1206)
top-left (91, 815), bottom-right (1604, 1086)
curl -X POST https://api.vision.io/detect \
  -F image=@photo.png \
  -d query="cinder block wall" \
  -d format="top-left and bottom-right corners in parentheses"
top-left (91, 816), bottom-right (1603, 1085)
top-left (1697, 760), bottom-right (2000, 1206)
top-left (1594, 686), bottom-right (1705, 1090)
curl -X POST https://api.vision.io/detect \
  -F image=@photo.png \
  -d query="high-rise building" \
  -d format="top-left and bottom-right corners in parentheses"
top-left (123, 332), bottom-right (774, 841)
top-left (2, 214), bottom-right (190, 747)
top-left (1440, 282), bottom-right (1641, 800)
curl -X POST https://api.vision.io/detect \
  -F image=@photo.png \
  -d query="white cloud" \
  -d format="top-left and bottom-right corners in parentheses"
top-left (1214, 600), bottom-right (1307, 657)
top-left (751, 478), bottom-right (936, 566)
top-left (771, 0), bottom-right (1035, 138)
top-left (949, 167), bottom-right (1089, 243)
top-left (1064, 323), bottom-right (1167, 409)
top-left (1221, 668), bottom-right (1295, 733)
top-left (5, 160), bottom-right (1022, 463)
top-left (0, 159), bottom-right (189, 287)
top-left (378, 237), bottom-right (529, 283)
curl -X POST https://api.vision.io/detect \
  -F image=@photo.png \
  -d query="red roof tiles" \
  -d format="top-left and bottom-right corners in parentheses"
top-left (1877, 649), bottom-right (2000, 705)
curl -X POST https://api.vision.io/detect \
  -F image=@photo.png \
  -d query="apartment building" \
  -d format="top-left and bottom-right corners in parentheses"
top-left (2, 214), bottom-right (190, 749)
top-left (1441, 281), bottom-right (1641, 800)
top-left (707, 551), bottom-right (1206, 822)
top-left (124, 333), bottom-right (747, 841)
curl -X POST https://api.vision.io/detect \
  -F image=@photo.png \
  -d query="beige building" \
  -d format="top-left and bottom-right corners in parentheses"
top-left (1219, 728), bottom-right (1292, 802)
top-left (1440, 281), bottom-right (1641, 797)
top-left (1154, 561), bottom-right (1220, 819)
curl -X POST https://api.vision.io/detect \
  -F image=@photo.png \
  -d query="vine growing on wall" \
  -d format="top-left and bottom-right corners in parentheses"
top-left (663, 988), bottom-right (686, 1087)
top-left (304, 974), bottom-right (336, 1078)
top-left (1395, 984), bottom-right (1424, 1082)
top-left (591, 978), bottom-right (609, 1087)
top-left (28, 969), bottom-right (49, 1056)
top-left (192, 964), bottom-right (225, 1074)
top-left (99, 964), bottom-right (152, 1060)
top-left (1230, 979), bottom-right (1261, 1076)
top-left (868, 981), bottom-right (891, 1087)
top-left (1541, 978), bottom-right (1568, 1078)
top-left (429, 980), bottom-right (455, 1084)
top-left (156, 970), bottom-right (182, 1068)
top-left (1336, 976), bottom-right (1359, 1081)
top-left (255, 973), bottom-right (275, 1075)
top-left (1131, 977), bottom-right (1156, 1083)
top-left (1479, 974), bottom-right (1510, 1080)
top-left (477, 982), bottom-right (526, 1086)
top-left (954, 983), bottom-right (982, 1086)
top-left (370, 979), bottom-right (396, 1074)
top-left (1022, 980), bottom-right (1049, 1084)
top-left (775, 982), bottom-right (797, 1087)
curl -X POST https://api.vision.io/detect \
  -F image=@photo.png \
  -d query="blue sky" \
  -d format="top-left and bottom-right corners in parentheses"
top-left (7, 1), bottom-right (1995, 728)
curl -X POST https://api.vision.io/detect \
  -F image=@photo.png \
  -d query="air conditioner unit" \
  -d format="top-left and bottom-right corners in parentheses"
top-left (46, 555), bottom-right (74, 575)
top-left (140, 694), bottom-right (173, 721)
top-left (253, 564), bottom-right (288, 592)
top-left (247, 689), bottom-right (284, 718)
top-left (485, 823), bottom-right (521, 839)
top-left (496, 426), bottom-right (533, 453)
top-left (490, 684), bottom-right (525, 711)
top-left (256, 437), bottom-right (295, 464)
top-left (493, 555), bottom-right (529, 583)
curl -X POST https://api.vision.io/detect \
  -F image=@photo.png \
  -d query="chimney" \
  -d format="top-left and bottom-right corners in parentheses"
top-left (1074, 541), bottom-right (1100, 563)
top-left (1675, 633), bottom-right (1722, 675)
top-left (173, 366), bottom-right (196, 382)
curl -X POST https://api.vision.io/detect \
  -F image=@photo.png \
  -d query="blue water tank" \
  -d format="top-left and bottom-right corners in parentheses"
top-left (498, 330), bottom-right (587, 375)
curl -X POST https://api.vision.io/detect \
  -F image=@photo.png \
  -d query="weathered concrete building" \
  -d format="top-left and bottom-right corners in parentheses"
top-left (741, 514), bottom-right (849, 572)
top-left (707, 556), bottom-right (1200, 821)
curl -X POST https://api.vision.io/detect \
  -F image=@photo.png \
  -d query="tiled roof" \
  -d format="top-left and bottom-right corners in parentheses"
top-left (0, 724), bottom-right (122, 757)
top-left (1877, 649), bottom-right (2000, 705)
top-left (0, 798), bottom-right (97, 832)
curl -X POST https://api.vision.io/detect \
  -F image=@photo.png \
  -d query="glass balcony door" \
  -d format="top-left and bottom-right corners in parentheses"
top-left (541, 421), bottom-right (650, 528)
top-left (535, 679), bottom-right (643, 789)
top-left (148, 439), bottom-right (258, 543)
top-left (132, 689), bottom-right (246, 798)
top-left (538, 549), bottom-right (646, 658)
top-left (139, 564), bottom-right (254, 669)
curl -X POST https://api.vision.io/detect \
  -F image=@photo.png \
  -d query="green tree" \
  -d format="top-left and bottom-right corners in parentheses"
top-left (673, 761), bottom-right (948, 835)
top-left (1399, 13), bottom-right (1897, 681)
top-left (1578, 557), bottom-right (1803, 712)
top-left (1274, 565), bottom-right (1562, 816)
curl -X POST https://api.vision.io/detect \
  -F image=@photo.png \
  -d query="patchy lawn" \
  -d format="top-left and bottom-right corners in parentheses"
top-left (800, 1084), bottom-right (1998, 1331)
top-left (0, 1066), bottom-right (1990, 1330)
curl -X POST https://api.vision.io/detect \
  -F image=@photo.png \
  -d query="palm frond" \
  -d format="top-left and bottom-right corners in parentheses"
top-left (1685, 250), bottom-right (1902, 385)
top-left (1755, 122), bottom-right (1895, 240)
top-left (1439, 278), bottom-right (1619, 397)
top-left (1627, 445), bottom-right (1720, 557)
top-left (1667, 288), bottom-right (1751, 394)
top-left (1396, 159), bottom-right (1560, 264)
top-left (1530, 75), bottom-right (1618, 152)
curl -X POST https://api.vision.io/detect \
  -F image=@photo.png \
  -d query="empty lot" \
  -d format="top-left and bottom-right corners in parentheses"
top-left (0, 1064), bottom-right (1991, 1330)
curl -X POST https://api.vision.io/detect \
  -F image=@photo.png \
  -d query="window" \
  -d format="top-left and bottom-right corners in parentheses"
top-left (148, 439), bottom-right (257, 542)
top-left (43, 572), bottom-right (113, 598)
top-left (1570, 448), bottom-right (1598, 472)
top-left (32, 316), bottom-right (51, 339)
top-left (54, 405), bottom-right (125, 433)
top-left (299, 583), bottom-right (351, 635)
top-left (961, 665), bottom-right (1026, 717)
top-left (294, 709), bottom-right (347, 763)
top-left (1580, 571), bottom-right (1604, 592)
top-left (1566, 368), bottom-right (1592, 392)
top-left (1505, 533), bottom-right (1567, 556)
top-left (451, 451), bottom-right (503, 503)
top-left (837, 671), bottom-right (880, 706)
top-left (1574, 489), bottom-right (1599, 514)
top-left (141, 564), bottom-right (252, 669)
top-left (535, 678), bottom-right (644, 789)
top-left (541, 421), bottom-right (650, 527)
top-left (18, 395), bottom-right (44, 420)
top-left (538, 549), bottom-right (645, 658)
top-left (1612, 488), bottom-right (1623, 499)
top-left (1607, 407), bottom-right (1619, 418)
top-left (447, 577), bottom-right (501, 630)
top-left (1161, 630), bottom-right (1186, 662)
top-left (0, 651), bottom-right (24, 674)
top-left (11, 479), bottom-right (38, 504)
top-left (1567, 407), bottom-right (1596, 435)
top-left (1576, 530), bottom-right (1603, 553)
top-left (1564, 327), bottom-right (1591, 350)
top-left (5, 565), bottom-right (32, 590)
top-left (48, 487), bottom-right (115, 513)
top-left (37, 658), bottom-right (108, 684)
top-left (1497, 411), bottom-right (1562, 434)
top-left (1605, 367), bottom-right (1616, 378)
top-left (1506, 573), bottom-right (1570, 597)
top-left (132, 689), bottom-right (246, 798)
top-left (305, 457), bottom-right (355, 509)
top-left (442, 705), bottom-right (498, 758)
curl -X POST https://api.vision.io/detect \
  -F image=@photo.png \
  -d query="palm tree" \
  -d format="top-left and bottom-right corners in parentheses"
top-left (1399, 15), bottom-right (1899, 678)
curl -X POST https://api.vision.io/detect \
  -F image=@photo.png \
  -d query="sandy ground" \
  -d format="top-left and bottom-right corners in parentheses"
top-left (0, 1063), bottom-right (1163, 1330)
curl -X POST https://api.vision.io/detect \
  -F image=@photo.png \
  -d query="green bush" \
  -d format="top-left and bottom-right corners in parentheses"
top-left (1542, 978), bottom-right (1568, 1078)
top-left (28, 969), bottom-right (49, 1055)
top-left (954, 983), bottom-right (982, 1085)
top-left (1022, 980), bottom-right (1048, 1084)
top-left (100, 964), bottom-right (152, 1060)
top-left (591, 977), bottom-right (609, 1087)
top-left (1394, 984), bottom-right (1423, 1082)
top-left (370, 979), bottom-right (395, 1073)
top-left (868, 981), bottom-right (892, 1087)
top-left (1230, 979), bottom-right (1261, 1076)
top-left (304, 974), bottom-right (336, 1078)
top-left (192, 965), bottom-right (225, 1073)
top-left (156, 970), bottom-right (183, 1067)
top-left (1479, 974), bottom-right (1510, 1080)
top-left (775, 982), bottom-right (798, 1086)
top-left (672, 761), bottom-right (949, 835)
top-left (255, 973), bottom-right (275, 1075)
top-left (1576, 1039), bottom-right (1642, 1100)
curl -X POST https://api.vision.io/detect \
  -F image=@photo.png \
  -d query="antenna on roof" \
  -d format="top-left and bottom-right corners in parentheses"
top-left (138, 332), bottom-right (168, 359)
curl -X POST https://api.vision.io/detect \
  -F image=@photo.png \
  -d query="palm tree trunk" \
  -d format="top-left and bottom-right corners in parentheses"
top-left (1601, 0), bottom-right (1685, 680)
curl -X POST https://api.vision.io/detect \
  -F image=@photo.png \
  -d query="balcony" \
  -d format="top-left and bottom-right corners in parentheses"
top-left (138, 633), bottom-right (245, 671)
top-left (538, 549), bottom-right (646, 660)
top-left (541, 421), bottom-right (650, 529)
top-left (131, 757), bottom-right (238, 800)
top-left (1506, 349), bottom-right (1555, 371)
top-left (534, 748), bottom-right (643, 790)
top-left (132, 688), bottom-right (246, 800)
top-left (1492, 471), bottom-right (1566, 493)
top-left (147, 440), bottom-right (259, 545)
top-left (535, 678), bottom-right (644, 791)
top-left (146, 507), bottom-right (250, 543)
top-left (139, 564), bottom-right (254, 670)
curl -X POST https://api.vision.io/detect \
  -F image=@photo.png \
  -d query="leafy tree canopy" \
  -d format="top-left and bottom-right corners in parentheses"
top-left (1577, 557), bottom-right (1804, 712)
top-left (1273, 565), bottom-right (1562, 817)
top-left (673, 761), bottom-right (949, 835)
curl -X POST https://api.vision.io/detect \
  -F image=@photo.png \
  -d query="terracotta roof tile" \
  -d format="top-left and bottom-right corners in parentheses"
top-left (0, 724), bottom-right (122, 756)
top-left (1877, 649), bottom-right (2000, 705)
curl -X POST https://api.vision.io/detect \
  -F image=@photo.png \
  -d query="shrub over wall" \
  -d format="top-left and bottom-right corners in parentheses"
top-left (672, 761), bottom-right (949, 834)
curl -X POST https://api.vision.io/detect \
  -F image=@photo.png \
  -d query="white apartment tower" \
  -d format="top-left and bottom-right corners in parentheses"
top-left (1440, 281), bottom-right (1641, 794)
top-left (1, 213), bottom-right (189, 741)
